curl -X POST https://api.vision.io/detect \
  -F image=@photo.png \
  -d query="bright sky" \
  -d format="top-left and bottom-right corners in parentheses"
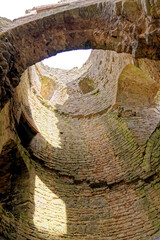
top-left (43, 50), bottom-right (91, 69)
top-left (0, 0), bottom-right (91, 70)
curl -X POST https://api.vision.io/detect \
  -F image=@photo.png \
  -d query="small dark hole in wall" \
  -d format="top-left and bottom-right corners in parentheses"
top-left (112, 36), bottom-right (117, 39)
top-left (46, 42), bottom-right (50, 46)
top-left (85, 40), bottom-right (92, 49)
top-left (16, 114), bottom-right (37, 147)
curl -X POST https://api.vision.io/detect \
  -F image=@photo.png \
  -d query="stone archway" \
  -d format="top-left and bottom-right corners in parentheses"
top-left (0, 1), bottom-right (160, 239)
top-left (0, 0), bottom-right (160, 109)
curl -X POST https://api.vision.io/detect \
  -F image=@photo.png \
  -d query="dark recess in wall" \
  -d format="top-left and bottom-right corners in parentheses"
top-left (16, 114), bottom-right (37, 147)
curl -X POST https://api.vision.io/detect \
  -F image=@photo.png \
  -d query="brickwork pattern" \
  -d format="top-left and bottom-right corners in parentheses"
top-left (0, 0), bottom-right (159, 238)
top-left (0, 50), bottom-right (158, 239)
top-left (0, 0), bottom-right (160, 109)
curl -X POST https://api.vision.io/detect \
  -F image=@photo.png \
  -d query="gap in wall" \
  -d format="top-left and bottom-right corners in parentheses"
top-left (42, 49), bottom-right (92, 70)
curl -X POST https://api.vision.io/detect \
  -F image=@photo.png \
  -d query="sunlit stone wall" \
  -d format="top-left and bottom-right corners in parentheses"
top-left (0, 50), bottom-right (159, 240)
top-left (0, 0), bottom-right (160, 238)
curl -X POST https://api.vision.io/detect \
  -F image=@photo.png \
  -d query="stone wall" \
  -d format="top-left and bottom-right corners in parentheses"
top-left (0, 0), bottom-right (160, 109)
top-left (0, 0), bottom-right (160, 239)
top-left (0, 49), bottom-right (159, 239)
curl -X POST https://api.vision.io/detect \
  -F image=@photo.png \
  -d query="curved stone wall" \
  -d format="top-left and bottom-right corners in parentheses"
top-left (0, 1), bottom-right (160, 239)
top-left (0, 49), bottom-right (158, 240)
top-left (0, 0), bottom-right (160, 110)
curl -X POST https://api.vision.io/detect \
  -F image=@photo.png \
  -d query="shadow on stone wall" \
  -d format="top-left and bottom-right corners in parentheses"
top-left (1, 51), bottom-right (159, 239)
top-left (10, 73), bottom-right (160, 239)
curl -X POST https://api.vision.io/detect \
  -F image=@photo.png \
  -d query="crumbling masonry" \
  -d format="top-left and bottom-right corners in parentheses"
top-left (0, 0), bottom-right (160, 239)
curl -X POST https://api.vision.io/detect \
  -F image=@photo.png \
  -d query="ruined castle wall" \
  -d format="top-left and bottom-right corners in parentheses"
top-left (0, 0), bottom-right (160, 239)
top-left (0, 50), bottom-right (157, 240)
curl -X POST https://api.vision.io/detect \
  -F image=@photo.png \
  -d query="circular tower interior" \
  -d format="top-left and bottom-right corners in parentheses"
top-left (0, 1), bottom-right (160, 240)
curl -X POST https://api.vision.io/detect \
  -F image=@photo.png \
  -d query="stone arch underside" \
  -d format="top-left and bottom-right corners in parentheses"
top-left (0, 1), bottom-right (160, 240)
top-left (0, 0), bottom-right (160, 109)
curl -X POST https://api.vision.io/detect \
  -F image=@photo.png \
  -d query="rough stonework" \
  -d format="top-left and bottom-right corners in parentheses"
top-left (0, 1), bottom-right (160, 240)
top-left (0, 0), bottom-right (160, 109)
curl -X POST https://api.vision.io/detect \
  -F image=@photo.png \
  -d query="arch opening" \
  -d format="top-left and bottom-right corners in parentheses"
top-left (42, 49), bottom-right (92, 70)
top-left (0, 0), bottom-right (160, 238)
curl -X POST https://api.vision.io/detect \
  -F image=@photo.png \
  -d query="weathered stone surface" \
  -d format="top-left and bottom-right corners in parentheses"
top-left (154, 235), bottom-right (160, 240)
top-left (0, 1), bottom-right (159, 240)
top-left (0, 49), bottom-right (159, 239)
top-left (0, 0), bottom-right (159, 109)
top-left (0, 17), bottom-right (12, 32)
top-left (0, 39), bottom-right (20, 109)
